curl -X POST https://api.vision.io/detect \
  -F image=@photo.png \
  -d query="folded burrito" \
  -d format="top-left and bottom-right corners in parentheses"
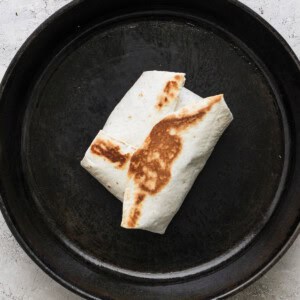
top-left (81, 71), bottom-right (233, 234)
top-left (103, 71), bottom-right (186, 148)
top-left (121, 94), bottom-right (233, 234)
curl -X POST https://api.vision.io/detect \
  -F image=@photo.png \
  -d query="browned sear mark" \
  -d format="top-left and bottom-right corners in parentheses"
top-left (91, 139), bottom-right (130, 168)
top-left (127, 95), bottom-right (222, 227)
top-left (135, 193), bottom-right (145, 204)
top-left (156, 75), bottom-right (184, 110)
top-left (127, 208), bottom-right (141, 228)
top-left (127, 193), bottom-right (145, 227)
top-left (164, 81), bottom-right (178, 94)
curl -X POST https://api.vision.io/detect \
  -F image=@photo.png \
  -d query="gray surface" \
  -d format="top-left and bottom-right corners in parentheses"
top-left (0, 0), bottom-right (299, 299)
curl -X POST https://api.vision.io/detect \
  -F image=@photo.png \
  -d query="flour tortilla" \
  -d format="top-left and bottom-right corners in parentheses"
top-left (81, 130), bottom-right (135, 201)
top-left (103, 71), bottom-right (185, 148)
top-left (121, 95), bottom-right (233, 234)
top-left (176, 87), bottom-right (201, 109)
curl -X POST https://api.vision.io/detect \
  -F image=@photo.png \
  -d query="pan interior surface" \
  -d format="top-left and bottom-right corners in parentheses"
top-left (22, 17), bottom-right (285, 277)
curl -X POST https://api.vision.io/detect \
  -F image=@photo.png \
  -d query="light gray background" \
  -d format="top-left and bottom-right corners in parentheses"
top-left (0, 0), bottom-right (299, 299)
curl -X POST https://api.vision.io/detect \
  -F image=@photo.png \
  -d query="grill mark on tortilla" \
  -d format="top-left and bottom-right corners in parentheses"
top-left (126, 95), bottom-right (222, 227)
top-left (127, 193), bottom-right (145, 228)
top-left (156, 75), bottom-right (184, 110)
top-left (91, 139), bottom-right (130, 168)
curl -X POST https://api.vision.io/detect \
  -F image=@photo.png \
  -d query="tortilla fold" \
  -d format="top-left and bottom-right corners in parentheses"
top-left (81, 130), bottom-right (135, 201)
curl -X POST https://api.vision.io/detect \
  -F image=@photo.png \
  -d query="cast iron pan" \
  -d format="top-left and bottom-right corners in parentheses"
top-left (0, 0), bottom-right (300, 299)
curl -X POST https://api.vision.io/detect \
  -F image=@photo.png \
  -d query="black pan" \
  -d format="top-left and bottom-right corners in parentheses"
top-left (0, 0), bottom-right (300, 299)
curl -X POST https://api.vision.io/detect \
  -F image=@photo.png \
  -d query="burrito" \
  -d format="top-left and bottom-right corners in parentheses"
top-left (121, 94), bottom-right (233, 234)
top-left (81, 71), bottom-right (233, 234)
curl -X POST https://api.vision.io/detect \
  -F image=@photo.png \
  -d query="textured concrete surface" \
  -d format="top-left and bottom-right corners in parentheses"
top-left (0, 0), bottom-right (299, 299)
